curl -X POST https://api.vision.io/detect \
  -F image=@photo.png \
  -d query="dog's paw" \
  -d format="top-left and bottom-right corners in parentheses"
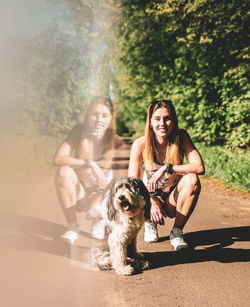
top-left (130, 258), bottom-right (150, 272)
top-left (141, 260), bottom-right (150, 270)
top-left (115, 265), bottom-right (134, 276)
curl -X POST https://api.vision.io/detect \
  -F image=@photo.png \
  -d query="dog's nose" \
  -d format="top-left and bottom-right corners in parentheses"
top-left (118, 195), bottom-right (125, 200)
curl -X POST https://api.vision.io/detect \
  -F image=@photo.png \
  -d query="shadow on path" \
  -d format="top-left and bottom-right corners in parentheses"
top-left (0, 210), bottom-right (91, 260)
top-left (144, 226), bottom-right (250, 269)
top-left (1, 210), bottom-right (250, 269)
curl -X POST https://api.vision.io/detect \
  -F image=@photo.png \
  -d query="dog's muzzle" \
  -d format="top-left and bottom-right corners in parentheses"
top-left (118, 195), bottom-right (133, 212)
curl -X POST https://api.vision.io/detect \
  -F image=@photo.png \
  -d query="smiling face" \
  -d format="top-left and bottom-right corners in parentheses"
top-left (87, 103), bottom-right (112, 138)
top-left (150, 106), bottom-right (173, 139)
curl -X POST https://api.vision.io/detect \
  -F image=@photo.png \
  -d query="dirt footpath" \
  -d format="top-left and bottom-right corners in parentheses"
top-left (0, 142), bottom-right (250, 307)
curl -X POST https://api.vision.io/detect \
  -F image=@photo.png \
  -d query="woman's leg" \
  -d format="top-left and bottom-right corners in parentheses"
top-left (166, 174), bottom-right (201, 229)
top-left (87, 193), bottom-right (106, 239)
top-left (165, 174), bottom-right (201, 250)
top-left (87, 193), bottom-right (104, 219)
top-left (55, 166), bottom-right (85, 225)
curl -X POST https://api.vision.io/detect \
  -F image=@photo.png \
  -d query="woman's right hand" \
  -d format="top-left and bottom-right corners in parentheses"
top-left (147, 165), bottom-right (167, 192)
top-left (150, 197), bottom-right (167, 225)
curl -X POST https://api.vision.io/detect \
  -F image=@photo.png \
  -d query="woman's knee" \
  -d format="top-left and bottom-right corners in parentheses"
top-left (181, 174), bottom-right (201, 194)
top-left (55, 166), bottom-right (76, 185)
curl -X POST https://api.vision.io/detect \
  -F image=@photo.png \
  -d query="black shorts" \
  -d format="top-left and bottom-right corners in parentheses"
top-left (152, 183), bottom-right (179, 204)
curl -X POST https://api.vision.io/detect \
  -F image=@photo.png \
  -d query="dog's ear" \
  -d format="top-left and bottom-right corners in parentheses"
top-left (135, 177), bottom-right (151, 220)
top-left (106, 181), bottom-right (116, 221)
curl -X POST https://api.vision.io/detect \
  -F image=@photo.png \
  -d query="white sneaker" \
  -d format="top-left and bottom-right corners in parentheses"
top-left (144, 221), bottom-right (158, 243)
top-left (61, 230), bottom-right (79, 244)
top-left (170, 227), bottom-right (188, 251)
top-left (61, 222), bottom-right (79, 244)
top-left (91, 220), bottom-right (106, 239)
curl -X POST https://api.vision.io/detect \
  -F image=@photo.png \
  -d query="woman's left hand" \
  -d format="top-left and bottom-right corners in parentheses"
top-left (150, 196), bottom-right (167, 225)
top-left (147, 165), bottom-right (167, 192)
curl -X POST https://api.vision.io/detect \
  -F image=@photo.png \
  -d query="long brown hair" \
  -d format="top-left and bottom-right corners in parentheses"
top-left (143, 99), bottom-right (183, 184)
top-left (80, 96), bottom-right (116, 163)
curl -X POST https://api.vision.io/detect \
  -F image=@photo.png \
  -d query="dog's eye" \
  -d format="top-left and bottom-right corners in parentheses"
top-left (115, 184), bottom-right (123, 192)
top-left (125, 184), bottom-right (130, 189)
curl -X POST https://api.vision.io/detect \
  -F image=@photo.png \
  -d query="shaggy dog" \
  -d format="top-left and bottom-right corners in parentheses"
top-left (91, 176), bottom-right (151, 276)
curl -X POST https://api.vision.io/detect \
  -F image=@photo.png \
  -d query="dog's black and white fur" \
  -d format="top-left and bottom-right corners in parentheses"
top-left (91, 176), bottom-right (151, 275)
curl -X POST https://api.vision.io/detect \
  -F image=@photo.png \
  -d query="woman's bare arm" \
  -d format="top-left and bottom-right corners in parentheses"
top-left (128, 137), bottom-right (144, 178)
top-left (173, 129), bottom-right (205, 175)
top-left (53, 124), bottom-right (86, 168)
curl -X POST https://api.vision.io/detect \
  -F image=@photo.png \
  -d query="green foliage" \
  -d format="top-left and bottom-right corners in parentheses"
top-left (2, 0), bottom-right (249, 193)
top-left (3, 26), bottom-right (88, 137)
top-left (113, 0), bottom-right (250, 148)
top-left (2, 0), bottom-right (122, 139)
top-left (64, 0), bottom-right (121, 97)
top-left (198, 144), bottom-right (250, 192)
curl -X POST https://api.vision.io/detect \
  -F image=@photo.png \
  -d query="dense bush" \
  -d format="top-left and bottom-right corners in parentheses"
top-left (2, 0), bottom-right (249, 192)
top-left (113, 0), bottom-right (250, 148)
